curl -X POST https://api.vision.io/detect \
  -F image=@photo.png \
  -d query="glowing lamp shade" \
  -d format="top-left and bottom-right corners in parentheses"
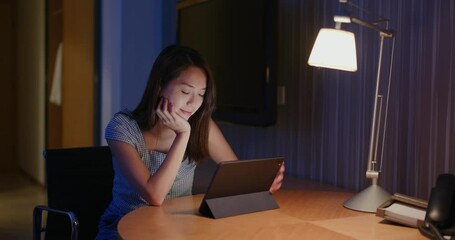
top-left (308, 28), bottom-right (358, 72)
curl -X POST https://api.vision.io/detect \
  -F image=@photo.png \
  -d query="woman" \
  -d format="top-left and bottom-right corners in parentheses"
top-left (96, 45), bottom-right (284, 239)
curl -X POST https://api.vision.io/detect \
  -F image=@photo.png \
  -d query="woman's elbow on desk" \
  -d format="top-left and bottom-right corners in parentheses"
top-left (140, 187), bottom-right (167, 206)
top-left (144, 194), bottom-right (165, 206)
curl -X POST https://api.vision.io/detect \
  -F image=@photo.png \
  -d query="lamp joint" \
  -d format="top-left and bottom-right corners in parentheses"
top-left (366, 170), bottom-right (379, 180)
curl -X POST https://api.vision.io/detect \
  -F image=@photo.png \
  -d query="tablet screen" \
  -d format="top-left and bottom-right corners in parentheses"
top-left (203, 157), bottom-right (284, 199)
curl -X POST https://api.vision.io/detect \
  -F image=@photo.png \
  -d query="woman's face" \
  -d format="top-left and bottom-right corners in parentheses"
top-left (160, 66), bottom-right (207, 120)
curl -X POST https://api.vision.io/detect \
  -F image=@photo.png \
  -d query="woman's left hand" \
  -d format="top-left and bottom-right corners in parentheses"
top-left (269, 163), bottom-right (285, 193)
top-left (156, 97), bottom-right (191, 134)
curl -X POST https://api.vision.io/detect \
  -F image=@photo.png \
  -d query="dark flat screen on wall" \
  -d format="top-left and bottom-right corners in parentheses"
top-left (177, 0), bottom-right (276, 126)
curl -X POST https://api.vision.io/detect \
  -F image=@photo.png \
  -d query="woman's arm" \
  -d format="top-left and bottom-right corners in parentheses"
top-left (109, 98), bottom-right (191, 206)
top-left (108, 131), bottom-right (189, 206)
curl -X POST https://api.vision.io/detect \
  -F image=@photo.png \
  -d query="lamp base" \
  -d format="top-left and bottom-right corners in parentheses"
top-left (343, 184), bottom-right (391, 213)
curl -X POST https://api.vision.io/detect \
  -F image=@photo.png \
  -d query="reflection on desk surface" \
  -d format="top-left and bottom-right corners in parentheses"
top-left (118, 181), bottom-right (427, 240)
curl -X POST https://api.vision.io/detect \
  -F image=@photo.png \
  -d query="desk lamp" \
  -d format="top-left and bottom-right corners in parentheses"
top-left (308, 0), bottom-right (396, 212)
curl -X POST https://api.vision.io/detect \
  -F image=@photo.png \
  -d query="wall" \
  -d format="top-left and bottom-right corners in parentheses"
top-left (16, 0), bottom-right (45, 184)
top-left (100, 0), bottom-right (169, 144)
top-left (0, 0), bottom-right (18, 172)
top-left (100, 0), bottom-right (122, 145)
top-left (61, 0), bottom-right (95, 147)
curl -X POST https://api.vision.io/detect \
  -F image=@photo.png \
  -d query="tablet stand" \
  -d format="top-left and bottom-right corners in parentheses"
top-left (199, 191), bottom-right (279, 219)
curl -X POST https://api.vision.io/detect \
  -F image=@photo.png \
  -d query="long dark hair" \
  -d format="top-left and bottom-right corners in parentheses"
top-left (132, 45), bottom-right (216, 164)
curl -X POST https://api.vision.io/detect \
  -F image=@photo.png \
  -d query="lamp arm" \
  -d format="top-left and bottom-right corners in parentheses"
top-left (337, 0), bottom-right (394, 37)
top-left (351, 17), bottom-right (394, 38)
top-left (366, 35), bottom-right (386, 181)
top-left (365, 31), bottom-right (396, 185)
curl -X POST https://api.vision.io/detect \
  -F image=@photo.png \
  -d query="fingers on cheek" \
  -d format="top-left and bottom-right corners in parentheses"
top-left (161, 99), bottom-right (167, 111)
top-left (156, 107), bottom-right (165, 117)
top-left (167, 101), bottom-right (173, 112)
top-left (156, 112), bottom-right (164, 121)
top-left (156, 101), bottom-right (164, 113)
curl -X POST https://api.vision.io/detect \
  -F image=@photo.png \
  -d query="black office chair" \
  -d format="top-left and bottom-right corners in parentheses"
top-left (33, 146), bottom-right (114, 240)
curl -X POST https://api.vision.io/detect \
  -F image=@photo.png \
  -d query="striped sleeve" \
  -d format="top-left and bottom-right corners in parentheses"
top-left (105, 112), bottom-right (141, 148)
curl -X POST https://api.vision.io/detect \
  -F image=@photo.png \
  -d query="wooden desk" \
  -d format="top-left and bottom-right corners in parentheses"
top-left (117, 188), bottom-right (426, 239)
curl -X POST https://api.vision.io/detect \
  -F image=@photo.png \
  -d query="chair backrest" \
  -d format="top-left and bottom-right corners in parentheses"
top-left (44, 146), bottom-right (114, 240)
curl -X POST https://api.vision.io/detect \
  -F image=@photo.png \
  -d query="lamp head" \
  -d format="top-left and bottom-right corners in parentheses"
top-left (308, 28), bottom-right (357, 72)
top-left (308, 0), bottom-right (357, 72)
top-left (308, 0), bottom-right (394, 72)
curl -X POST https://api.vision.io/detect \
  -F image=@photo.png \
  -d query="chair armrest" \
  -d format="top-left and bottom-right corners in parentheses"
top-left (33, 205), bottom-right (79, 240)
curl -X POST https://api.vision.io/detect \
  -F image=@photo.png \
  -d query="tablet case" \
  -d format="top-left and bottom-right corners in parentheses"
top-left (199, 157), bottom-right (284, 219)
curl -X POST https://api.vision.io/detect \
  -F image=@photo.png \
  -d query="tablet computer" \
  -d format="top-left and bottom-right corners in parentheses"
top-left (199, 157), bottom-right (284, 218)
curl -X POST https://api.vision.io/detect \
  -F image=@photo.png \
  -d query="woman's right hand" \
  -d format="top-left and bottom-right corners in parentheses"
top-left (156, 97), bottom-right (191, 134)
